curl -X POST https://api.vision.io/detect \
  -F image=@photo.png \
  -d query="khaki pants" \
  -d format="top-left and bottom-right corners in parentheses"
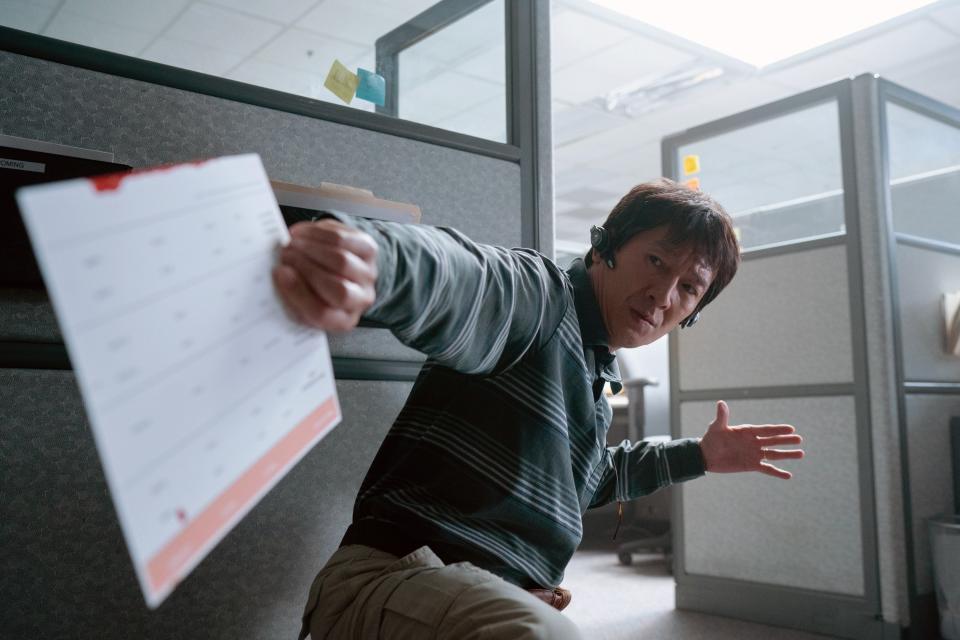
top-left (300, 545), bottom-right (582, 640)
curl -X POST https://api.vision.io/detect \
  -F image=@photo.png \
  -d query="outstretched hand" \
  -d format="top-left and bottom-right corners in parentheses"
top-left (699, 401), bottom-right (805, 479)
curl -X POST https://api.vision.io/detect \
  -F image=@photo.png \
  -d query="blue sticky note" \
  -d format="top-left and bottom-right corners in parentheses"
top-left (356, 68), bottom-right (386, 106)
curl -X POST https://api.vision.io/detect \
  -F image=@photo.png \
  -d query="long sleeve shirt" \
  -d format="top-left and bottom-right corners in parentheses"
top-left (331, 215), bottom-right (706, 589)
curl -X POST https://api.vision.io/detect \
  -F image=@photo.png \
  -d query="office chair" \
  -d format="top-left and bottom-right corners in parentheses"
top-left (615, 377), bottom-right (673, 571)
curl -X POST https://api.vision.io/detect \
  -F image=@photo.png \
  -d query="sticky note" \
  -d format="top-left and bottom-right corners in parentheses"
top-left (324, 59), bottom-right (359, 104)
top-left (684, 177), bottom-right (701, 191)
top-left (356, 68), bottom-right (386, 106)
top-left (682, 155), bottom-right (701, 175)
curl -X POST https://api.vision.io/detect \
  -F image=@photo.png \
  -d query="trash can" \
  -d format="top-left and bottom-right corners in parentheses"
top-left (930, 514), bottom-right (960, 640)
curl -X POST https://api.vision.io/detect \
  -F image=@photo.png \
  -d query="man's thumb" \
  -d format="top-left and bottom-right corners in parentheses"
top-left (710, 400), bottom-right (729, 430)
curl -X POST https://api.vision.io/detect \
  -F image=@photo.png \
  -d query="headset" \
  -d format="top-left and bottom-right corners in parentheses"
top-left (590, 224), bottom-right (702, 329)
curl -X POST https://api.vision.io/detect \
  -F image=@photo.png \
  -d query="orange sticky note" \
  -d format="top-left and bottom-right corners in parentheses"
top-left (684, 177), bottom-right (701, 191)
top-left (324, 59), bottom-right (359, 104)
top-left (682, 154), bottom-right (701, 175)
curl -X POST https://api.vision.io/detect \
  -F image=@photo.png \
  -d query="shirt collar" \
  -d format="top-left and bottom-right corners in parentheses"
top-left (567, 258), bottom-right (622, 394)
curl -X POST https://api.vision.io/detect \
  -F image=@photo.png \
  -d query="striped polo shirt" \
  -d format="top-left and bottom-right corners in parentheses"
top-left (334, 215), bottom-right (706, 589)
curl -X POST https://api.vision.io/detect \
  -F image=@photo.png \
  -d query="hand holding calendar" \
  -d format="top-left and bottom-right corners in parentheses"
top-left (16, 154), bottom-right (342, 608)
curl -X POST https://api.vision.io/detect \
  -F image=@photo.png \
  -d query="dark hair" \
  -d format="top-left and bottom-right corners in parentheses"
top-left (584, 178), bottom-right (740, 319)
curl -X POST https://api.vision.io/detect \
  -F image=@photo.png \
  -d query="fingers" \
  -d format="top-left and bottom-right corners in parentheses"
top-left (289, 219), bottom-right (378, 261)
top-left (760, 448), bottom-right (805, 461)
top-left (280, 247), bottom-right (374, 312)
top-left (757, 434), bottom-right (803, 446)
top-left (289, 236), bottom-right (377, 286)
top-left (758, 462), bottom-right (793, 480)
top-left (743, 424), bottom-right (796, 437)
top-left (271, 264), bottom-right (359, 331)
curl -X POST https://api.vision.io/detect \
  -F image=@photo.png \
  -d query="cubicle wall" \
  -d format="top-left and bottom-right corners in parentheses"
top-left (664, 75), bottom-right (960, 640)
top-left (884, 85), bottom-right (960, 629)
top-left (664, 78), bottom-right (888, 640)
top-left (0, 2), bottom-right (553, 636)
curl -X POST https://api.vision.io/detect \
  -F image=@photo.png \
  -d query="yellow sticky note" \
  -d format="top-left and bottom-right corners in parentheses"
top-left (733, 227), bottom-right (742, 242)
top-left (684, 177), bottom-right (701, 191)
top-left (682, 154), bottom-right (700, 175)
top-left (324, 59), bottom-right (359, 104)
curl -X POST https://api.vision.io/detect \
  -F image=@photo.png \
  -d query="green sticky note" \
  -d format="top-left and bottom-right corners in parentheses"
top-left (324, 59), bottom-right (359, 104)
top-left (356, 68), bottom-right (386, 106)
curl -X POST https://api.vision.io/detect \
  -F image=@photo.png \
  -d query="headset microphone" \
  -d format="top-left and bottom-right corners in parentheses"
top-left (679, 310), bottom-right (700, 329)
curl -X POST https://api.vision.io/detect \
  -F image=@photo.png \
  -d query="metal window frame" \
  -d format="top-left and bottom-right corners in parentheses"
top-left (663, 77), bottom-right (890, 639)
top-left (372, 0), bottom-right (547, 251)
top-left (374, 0), bottom-right (499, 121)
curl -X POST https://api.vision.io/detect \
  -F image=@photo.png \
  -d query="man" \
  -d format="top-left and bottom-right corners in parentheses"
top-left (273, 179), bottom-right (805, 639)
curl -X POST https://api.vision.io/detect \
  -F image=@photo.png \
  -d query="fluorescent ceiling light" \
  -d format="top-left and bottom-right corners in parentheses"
top-left (587, 0), bottom-right (938, 68)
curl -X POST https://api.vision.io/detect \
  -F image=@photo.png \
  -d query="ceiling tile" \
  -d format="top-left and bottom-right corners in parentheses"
top-left (457, 42), bottom-right (506, 83)
top-left (409, 0), bottom-right (503, 64)
top-left (551, 7), bottom-right (633, 70)
top-left (553, 102), bottom-right (629, 146)
top-left (555, 165), bottom-right (620, 196)
top-left (166, 2), bottom-right (282, 57)
top-left (45, 10), bottom-right (154, 56)
top-left (0, 0), bottom-right (59, 32)
top-left (553, 198), bottom-right (581, 215)
top-left (298, 0), bottom-right (412, 46)
top-left (434, 93), bottom-right (507, 142)
top-left (256, 28), bottom-right (366, 75)
top-left (553, 35), bottom-right (697, 104)
top-left (560, 185), bottom-right (621, 204)
top-left (205, 0), bottom-right (317, 24)
top-left (886, 51), bottom-right (960, 111)
top-left (399, 70), bottom-right (502, 124)
top-left (59, 0), bottom-right (188, 32)
top-left (770, 19), bottom-right (959, 90)
top-left (931, 2), bottom-right (960, 37)
top-left (142, 37), bottom-right (244, 75)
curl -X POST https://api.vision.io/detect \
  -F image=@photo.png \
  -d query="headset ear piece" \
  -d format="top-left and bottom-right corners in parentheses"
top-left (590, 225), bottom-right (615, 268)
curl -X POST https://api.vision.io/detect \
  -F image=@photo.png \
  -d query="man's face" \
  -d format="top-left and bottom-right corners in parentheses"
top-left (590, 225), bottom-right (715, 350)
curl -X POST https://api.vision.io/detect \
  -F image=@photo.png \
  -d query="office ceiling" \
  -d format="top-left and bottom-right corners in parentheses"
top-left (552, 0), bottom-right (960, 249)
top-left (3, 0), bottom-right (959, 249)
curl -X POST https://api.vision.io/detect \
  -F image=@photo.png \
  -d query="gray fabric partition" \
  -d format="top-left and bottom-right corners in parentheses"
top-left (677, 244), bottom-right (854, 390)
top-left (0, 51), bottom-right (522, 249)
top-left (679, 396), bottom-right (864, 595)
top-left (0, 371), bottom-right (412, 639)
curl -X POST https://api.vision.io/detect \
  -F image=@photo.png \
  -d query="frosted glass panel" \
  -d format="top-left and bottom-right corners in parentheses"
top-left (680, 396), bottom-right (864, 595)
top-left (887, 103), bottom-right (960, 245)
top-left (398, 0), bottom-right (506, 141)
top-left (677, 101), bottom-right (844, 250)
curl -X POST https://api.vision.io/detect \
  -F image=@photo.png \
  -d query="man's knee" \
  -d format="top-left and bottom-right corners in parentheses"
top-left (439, 577), bottom-right (583, 640)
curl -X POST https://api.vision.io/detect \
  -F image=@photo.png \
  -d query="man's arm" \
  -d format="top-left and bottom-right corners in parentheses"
top-left (588, 438), bottom-right (705, 509)
top-left (273, 216), bottom-right (567, 375)
top-left (588, 401), bottom-right (804, 508)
